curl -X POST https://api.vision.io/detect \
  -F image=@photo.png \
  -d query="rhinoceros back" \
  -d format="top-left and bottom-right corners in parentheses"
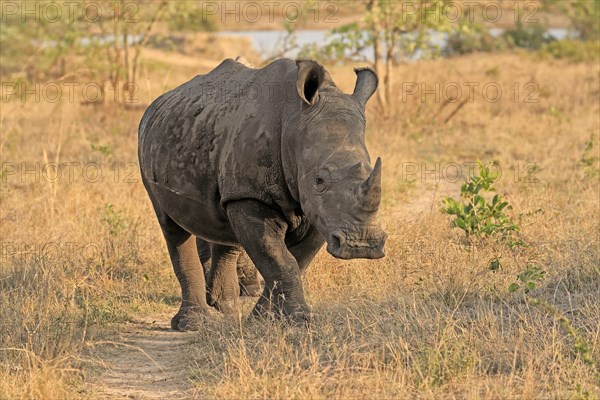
top-left (138, 58), bottom-right (299, 226)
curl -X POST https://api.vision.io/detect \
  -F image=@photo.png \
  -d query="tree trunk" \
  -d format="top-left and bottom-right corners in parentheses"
top-left (384, 28), bottom-right (395, 115)
top-left (368, 0), bottom-right (388, 116)
top-left (130, 1), bottom-right (167, 103)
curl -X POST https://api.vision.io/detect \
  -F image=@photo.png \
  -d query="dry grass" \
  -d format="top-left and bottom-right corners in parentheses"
top-left (1, 48), bottom-right (599, 399)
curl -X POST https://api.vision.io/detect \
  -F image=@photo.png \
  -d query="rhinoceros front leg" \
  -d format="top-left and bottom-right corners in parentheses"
top-left (206, 243), bottom-right (242, 314)
top-left (226, 200), bottom-right (310, 324)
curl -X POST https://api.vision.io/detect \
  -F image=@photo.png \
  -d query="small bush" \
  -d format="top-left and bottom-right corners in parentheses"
top-left (508, 264), bottom-right (546, 293)
top-left (538, 40), bottom-right (600, 63)
top-left (446, 20), bottom-right (555, 56)
top-left (101, 203), bottom-right (129, 237)
top-left (579, 133), bottom-right (600, 177)
top-left (544, 0), bottom-right (600, 41)
top-left (441, 162), bottom-right (520, 245)
top-left (167, 6), bottom-right (217, 32)
top-left (503, 20), bottom-right (553, 50)
top-left (445, 23), bottom-right (507, 56)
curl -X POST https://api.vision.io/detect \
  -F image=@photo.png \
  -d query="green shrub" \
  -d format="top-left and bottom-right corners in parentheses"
top-left (539, 40), bottom-right (600, 63)
top-left (508, 264), bottom-right (546, 293)
top-left (167, 4), bottom-right (217, 32)
top-left (445, 22), bottom-right (507, 56)
top-left (446, 20), bottom-right (555, 56)
top-left (579, 133), bottom-right (600, 177)
top-left (441, 162), bottom-right (520, 245)
top-left (544, 0), bottom-right (600, 41)
top-left (503, 20), bottom-right (552, 50)
top-left (101, 203), bottom-right (128, 237)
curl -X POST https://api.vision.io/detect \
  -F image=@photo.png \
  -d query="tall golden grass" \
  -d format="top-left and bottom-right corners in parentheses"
top-left (1, 50), bottom-right (598, 398)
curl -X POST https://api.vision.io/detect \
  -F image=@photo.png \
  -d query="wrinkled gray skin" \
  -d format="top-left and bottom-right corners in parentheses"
top-left (138, 58), bottom-right (387, 330)
top-left (196, 237), bottom-right (262, 297)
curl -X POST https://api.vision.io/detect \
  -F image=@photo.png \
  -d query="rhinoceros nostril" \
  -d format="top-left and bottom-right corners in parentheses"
top-left (330, 232), bottom-right (344, 254)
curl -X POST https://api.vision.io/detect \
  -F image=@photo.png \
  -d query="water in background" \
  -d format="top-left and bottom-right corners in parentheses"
top-left (216, 28), bottom-right (572, 61)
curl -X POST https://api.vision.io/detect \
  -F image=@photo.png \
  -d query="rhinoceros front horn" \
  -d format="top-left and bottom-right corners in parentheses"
top-left (358, 157), bottom-right (382, 211)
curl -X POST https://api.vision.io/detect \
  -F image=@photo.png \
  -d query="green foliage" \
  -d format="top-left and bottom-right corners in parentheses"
top-left (503, 20), bottom-right (552, 50)
top-left (508, 264), bottom-right (546, 293)
top-left (528, 298), bottom-right (598, 373)
top-left (579, 133), bottom-right (600, 177)
top-left (446, 19), bottom-right (553, 56)
top-left (544, 0), bottom-right (600, 40)
top-left (448, 16), bottom-right (598, 58)
top-left (91, 143), bottom-right (113, 157)
top-left (441, 162), bottom-right (520, 243)
top-left (1, 0), bottom-right (168, 101)
top-left (299, 27), bottom-right (354, 62)
top-left (299, 22), bottom-right (369, 63)
top-left (383, 1), bottom-right (454, 60)
top-left (265, 1), bottom-right (321, 60)
top-left (0, 0), bottom-right (83, 79)
top-left (488, 257), bottom-right (501, 272)
top-left (548, 106), bottom-right (565, 120)
top-left (101, 203), bottom-right (128, 237)
top-left (165, 3), bottom-right (216, 32)
top-left (579, 134), bottom-right (600, 177)
top-left (414, 340), bottom-right (477, 387)
top-left (445, 21), bottom-right (507, 56)
top-left (300, 0), bottom-right (454, 63)
top-left (539, 40), bottom-right (600, 63)
top-left (75, 287), bottom-right (130, 325)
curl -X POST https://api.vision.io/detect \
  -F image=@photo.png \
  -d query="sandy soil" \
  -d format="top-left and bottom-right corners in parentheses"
top-left (86, 311), bottom-right (197, 399)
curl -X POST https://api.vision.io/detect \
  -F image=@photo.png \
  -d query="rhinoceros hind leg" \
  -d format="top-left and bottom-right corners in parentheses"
top-left (196, 237), bottom-right (212, 276)
top-left (199, 238), bottom-right (262, 298)
top-left (148, 198), bottom-right (214, 331)
top-left (237, 252), bottom-right (263, 296)
top-left (206, 243), bottom-right (242, 314)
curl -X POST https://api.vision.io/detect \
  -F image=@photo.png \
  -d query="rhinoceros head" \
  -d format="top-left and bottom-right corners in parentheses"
top-left (291, 60), bottom-right (387, 260)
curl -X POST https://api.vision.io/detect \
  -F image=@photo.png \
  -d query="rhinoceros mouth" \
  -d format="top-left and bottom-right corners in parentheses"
top-left (327, 229), bottom-right (387, 260)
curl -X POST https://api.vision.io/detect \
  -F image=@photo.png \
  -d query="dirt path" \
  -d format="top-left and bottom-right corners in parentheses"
top-left (87, 309), bottom-right (197, 399)
top-left (85, 180), bottom-right (460, 399)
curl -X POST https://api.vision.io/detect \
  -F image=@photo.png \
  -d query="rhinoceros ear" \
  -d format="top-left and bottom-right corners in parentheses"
top-left (352, 67), bottom-right (378, 108)
top-left (296, 60), bottom-right (325, 106)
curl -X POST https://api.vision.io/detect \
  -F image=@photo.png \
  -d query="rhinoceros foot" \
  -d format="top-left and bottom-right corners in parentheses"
top-left (171, 306), bottom-right (219, 331)
top-left (207, 296), bottom-right (237, 315)
top-left (249, 291), bottom-right (311, 327)
top-left (279, 303), bottom-right (312, 327)
top-left (240, 282), bottom-right (262, 297)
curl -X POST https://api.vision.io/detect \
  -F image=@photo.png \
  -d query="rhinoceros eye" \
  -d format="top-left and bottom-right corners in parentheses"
top-left (314, 174), bottom-right (328, 193)
top-left (313, 166), bottom-right (333, 193)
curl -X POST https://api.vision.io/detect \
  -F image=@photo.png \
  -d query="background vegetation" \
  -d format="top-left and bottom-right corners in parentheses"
top-left (1, 0), bottom-right (599, 398)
